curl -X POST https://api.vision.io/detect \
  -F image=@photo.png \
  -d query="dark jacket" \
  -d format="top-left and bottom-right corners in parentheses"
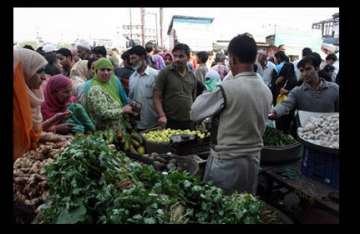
top-left (270, 62), bottom-right (297, 105)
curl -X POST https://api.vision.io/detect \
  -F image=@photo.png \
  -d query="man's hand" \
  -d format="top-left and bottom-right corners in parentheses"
top-left (158, 116), bottom-right (167, 128)
top-left (275, 76), bottom-right (284, 86)
top-left (268, 112), bottom-right (278, 120)
top-left (122, 105), bottom-right (136, 115)
top-left (54, 111), bottom-right (72, 122)
top-left (280, 88), bottom-right (289, 95)
top-left (54, 123), bottom-right (74, 135)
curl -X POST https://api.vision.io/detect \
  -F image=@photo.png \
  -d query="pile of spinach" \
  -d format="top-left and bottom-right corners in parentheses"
top-left (263, 127), bottom-right (297, 146)
top-left (40, 133), bottom-right (264, 224)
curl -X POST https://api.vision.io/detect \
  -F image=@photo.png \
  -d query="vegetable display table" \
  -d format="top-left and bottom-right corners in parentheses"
top-left (258, 160), bottom-right (339, 224)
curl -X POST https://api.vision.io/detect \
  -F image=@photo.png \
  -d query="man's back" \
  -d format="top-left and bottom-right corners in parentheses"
top-left (216, 72), bottom-right (273, 155)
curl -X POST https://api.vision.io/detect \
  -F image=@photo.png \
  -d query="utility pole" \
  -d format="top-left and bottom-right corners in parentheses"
top-left (129, 8), bottom-right (133, 40)
top-left (155, 13), bottom-right (158, 46)
top-left (141, 8), bottom-right (145, 46)
top-left (160, 8), bottom-right (163, 48)
top-left (147, 11), bottom-right (158, 46)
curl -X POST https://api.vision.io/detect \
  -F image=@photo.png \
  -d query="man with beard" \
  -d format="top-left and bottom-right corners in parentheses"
top-left (76, 40), bottom-right (92, 60)
top-left (154, 43), bottom-right (197, 130)
top-left (128, 46), bottom-right (159, 130)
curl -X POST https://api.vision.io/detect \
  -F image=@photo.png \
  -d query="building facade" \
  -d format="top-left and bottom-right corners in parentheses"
top-left (167, 15), bottom-right (214, 52)
top-left (122, 24), bottom-right (157, 46)
top-left (312, 12), bottom-right (339, 45)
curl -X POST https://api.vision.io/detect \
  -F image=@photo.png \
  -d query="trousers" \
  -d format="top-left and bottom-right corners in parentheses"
top-left (203, 149), bottom-right (261, 195)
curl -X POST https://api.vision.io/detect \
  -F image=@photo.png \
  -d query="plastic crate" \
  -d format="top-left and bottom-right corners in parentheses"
top-left (171, 137), bottom-right (210, 156)
top-left (301, 146), bottom-right (339, 189)
top-left (144, 140), bottom-right (172, 154)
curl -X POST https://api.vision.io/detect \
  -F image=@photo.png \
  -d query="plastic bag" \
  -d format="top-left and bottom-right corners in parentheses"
top-left (276, 94), bottom-right (288, 105)
top-left (266, 105), bottom-right (276, 128)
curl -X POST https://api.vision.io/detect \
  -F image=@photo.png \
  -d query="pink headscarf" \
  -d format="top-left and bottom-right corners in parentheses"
top-left (41, 74), bottom-right (72, 120)
top-left (162, 52), bottom-right (173, 60)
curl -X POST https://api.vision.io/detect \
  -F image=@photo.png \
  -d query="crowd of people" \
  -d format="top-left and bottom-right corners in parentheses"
top-left (14, 34), bottom-right (339, 195)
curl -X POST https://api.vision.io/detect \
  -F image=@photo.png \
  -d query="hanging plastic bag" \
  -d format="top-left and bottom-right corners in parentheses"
top-left (266, 105), bottom-right (276, 128)
top-left (276, 94), bottom-right (288, 105)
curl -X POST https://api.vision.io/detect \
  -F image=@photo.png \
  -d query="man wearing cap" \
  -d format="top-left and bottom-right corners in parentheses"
top-left (76, 40), bottom-right (92, 60)
top-left (43, 45), bottom-right (63, 76)
top-left (42, 43), bottom-right (58, 54)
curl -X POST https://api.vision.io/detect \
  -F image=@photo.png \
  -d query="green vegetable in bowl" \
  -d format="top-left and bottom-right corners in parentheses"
top-left (263, 127), bottom-right (297, 146)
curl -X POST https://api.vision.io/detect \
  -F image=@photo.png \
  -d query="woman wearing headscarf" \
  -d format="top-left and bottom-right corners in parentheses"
top-left (204, 69), bottom-right (221, 92)
top-left (41, 74), bottom-right (95, 134)
top-left (162, 52), bottom-right (174, 66)
top-left (13, 48), bottom-right (68, 160)
top-left (70, 60), bottom-right (89, 83)
top-left (83, 58), bottom-right (134, 131)
top-left (211, 53), bottom-right (229, 81)
top-left (69, 60), bottom-right (90, 103)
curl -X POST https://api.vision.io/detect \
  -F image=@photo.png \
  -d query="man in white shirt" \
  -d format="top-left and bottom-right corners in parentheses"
top-left (256, 50), bottom-right (275, 87)
top-left (128, 46), bottom-right (159, 130)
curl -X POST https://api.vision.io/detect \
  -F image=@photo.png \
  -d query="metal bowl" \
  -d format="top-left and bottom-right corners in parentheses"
top-left (261, 142), bottom-right (303, 165)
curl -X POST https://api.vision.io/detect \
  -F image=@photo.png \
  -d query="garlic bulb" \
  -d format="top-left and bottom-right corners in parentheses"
top-left (298, 113), bottom-right (339, 149)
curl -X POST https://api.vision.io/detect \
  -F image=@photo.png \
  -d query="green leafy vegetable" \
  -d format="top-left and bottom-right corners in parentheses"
top-left (40, 134), bottom-right (265, 224)
top-left (263, 127), bottom-right (297, 146)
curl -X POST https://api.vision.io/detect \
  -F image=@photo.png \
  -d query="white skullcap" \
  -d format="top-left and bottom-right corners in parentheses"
top-left (76, 39), bottom-right (91, 51)
top-left (42, 43), bottom-right (58, 53)
top-left (257, 49), bottom-right (267, 55)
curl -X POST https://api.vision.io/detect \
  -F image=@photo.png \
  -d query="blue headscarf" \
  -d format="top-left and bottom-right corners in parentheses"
top-left (204, 69), bottom-right (221, 92)
top-left (274, 62), bottom-right (285, 76)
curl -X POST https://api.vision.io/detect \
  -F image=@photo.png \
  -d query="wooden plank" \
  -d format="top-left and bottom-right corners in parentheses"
top-left (260, 161), bottom-right (339, 213)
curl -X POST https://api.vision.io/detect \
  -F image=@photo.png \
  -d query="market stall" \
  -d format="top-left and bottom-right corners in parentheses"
top-left (14, 136), bottom-right (281, 224)
top-left (13, 121), bottom-right (285, 224)
top-left (257, 111), bottom-right (339, 224)
top-left (13, 110), bottom-right (339, 224)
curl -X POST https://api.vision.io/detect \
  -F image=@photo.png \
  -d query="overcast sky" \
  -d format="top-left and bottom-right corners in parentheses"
top-left (14, 7), bottom-right (338, 46)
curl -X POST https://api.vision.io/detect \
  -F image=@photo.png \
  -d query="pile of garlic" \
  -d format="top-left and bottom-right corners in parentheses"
top-left (297, 113), bottom-right (339, 149)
